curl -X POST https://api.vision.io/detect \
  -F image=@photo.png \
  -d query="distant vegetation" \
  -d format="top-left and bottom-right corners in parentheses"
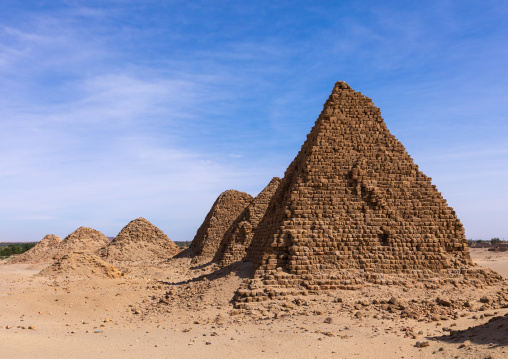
top-left (174, 241), bottom-right (191, 249)
top-left (0, 242), bottom-right (36, 258)
top-left (467, 238), bottom-right (506, 246)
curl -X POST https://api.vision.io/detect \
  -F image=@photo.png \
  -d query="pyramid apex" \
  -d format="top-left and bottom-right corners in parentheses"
top-left (332, 81), bottom-right (353, 93)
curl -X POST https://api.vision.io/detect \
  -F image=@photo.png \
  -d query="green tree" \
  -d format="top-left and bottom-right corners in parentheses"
top-left (0, 243), bottom-right (36, 258)
top-left (491, 238), bottom-right (501, 245)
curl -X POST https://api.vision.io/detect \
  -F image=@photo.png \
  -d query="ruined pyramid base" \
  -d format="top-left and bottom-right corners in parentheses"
top-left (40, 252), bottom-right (125, 279)
top-left (232, 264), bottom-right (503, 309)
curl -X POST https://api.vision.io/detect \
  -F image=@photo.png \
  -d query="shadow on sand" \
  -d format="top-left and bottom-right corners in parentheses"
top-left (160, 260), bottom-right (254, 287)
top-left (432, 314), bottom-right (508, 348)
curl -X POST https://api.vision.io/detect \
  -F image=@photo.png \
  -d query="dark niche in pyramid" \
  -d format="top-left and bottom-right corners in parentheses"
top-left (231, 81), bottom-right (501, 305)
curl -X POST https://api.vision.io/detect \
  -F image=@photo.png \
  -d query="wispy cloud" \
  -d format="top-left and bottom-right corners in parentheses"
top-left (0, 1), bottom-right (507, 242)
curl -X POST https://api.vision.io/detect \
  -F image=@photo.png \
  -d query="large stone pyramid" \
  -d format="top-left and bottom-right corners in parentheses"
top-left (10, 234), bottom-right (62, 264)
top-left (101, 217), bottom-right (180, 263)
top-left (215, 177), bottom-right (281, 266)
top-left (55, 227), bottom-right (109, 258)
top-left (189, 190), bottom-right (253, 259)
top-left (234, 82), bottom-right (481, 302)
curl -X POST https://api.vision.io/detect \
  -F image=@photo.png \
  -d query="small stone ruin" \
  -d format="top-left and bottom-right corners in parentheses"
top-left (40, 252), bottom-right (124, 279)
top-left (10, 234), bottom-right (62, 264)
top-left (101, 217), bottom-right (180, 263)
top-left (54, 227), bottom-right (110, 259)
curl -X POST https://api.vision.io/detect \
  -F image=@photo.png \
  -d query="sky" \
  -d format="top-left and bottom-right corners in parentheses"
top-left (0, 0), bottom-right (507, 242)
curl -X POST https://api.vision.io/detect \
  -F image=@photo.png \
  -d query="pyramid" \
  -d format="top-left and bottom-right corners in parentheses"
top-left (40, 253), bottom-right (124, 279)
top-left (215, 177), bottom-right (281, 266)
top-left (101, 217), bottom-right (180, 263)
top-left (55, 227), bottom-right (109, 258)
top-left (233, 81), bottom-right (490, 303)
top-left (189, 190), bottom-right (253, 258)
top-left (10, 234), bottom-right (62, 264)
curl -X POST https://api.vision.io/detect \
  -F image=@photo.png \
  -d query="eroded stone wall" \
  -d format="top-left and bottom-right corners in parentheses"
top-left (216, 177), bottom-right (281, 266)
top-left (190, 190), bottom-right (253, 258)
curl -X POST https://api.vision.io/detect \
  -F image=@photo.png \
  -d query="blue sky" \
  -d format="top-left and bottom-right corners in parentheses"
top-left (1, 0), bottom-right (507, 242)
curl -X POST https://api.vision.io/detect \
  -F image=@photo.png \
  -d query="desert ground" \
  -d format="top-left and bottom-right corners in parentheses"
top-left (1, 248), bottom-right (507, 359)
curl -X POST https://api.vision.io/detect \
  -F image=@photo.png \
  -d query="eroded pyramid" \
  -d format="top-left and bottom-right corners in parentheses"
top-left (215, 177), bottom-right (281, 266)
top-left (55, 227), bottom-right (109, 259)
top-left (10, 234), bottom-right (62, 264)
top-left (189, 190), bottom-right (253, 258)
top-left (101, 217), bottom-right (180, 263)
top-left (234, 82), bottom-right (491, 303)
top-left (40, 253), bottom-right (124, 279)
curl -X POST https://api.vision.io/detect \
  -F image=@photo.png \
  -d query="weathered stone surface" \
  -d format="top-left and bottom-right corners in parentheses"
top-left (55, 227), bottom-right (109, 259)
top-left (215, 177), bottom-right (281, 266)
top-left (101, 217), bottom-right (180, 263)
top-left (233, 81), bottom-right (500, 303)
top-left (40, 252), bottom-right (123, 278)
top-left (190, 190), bottom-right (253, 259)
top-left (246, 81), bottom-right (471, 273)
top-left (10, 234), bottom-right (62, 264)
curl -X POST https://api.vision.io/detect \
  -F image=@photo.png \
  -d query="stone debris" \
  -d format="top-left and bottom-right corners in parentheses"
top-left (9, 234), bottom-right (62, 264)
top-left (54, 227), bottom-right (110, 259)
top-left (189, 190), bottom-right (253, 259)
top-left (216, 177), bottom-right (281, 266)
top-left (100, 217), bottom-right (180, 264)
top-left (40, 252), bottom-right (124, 278)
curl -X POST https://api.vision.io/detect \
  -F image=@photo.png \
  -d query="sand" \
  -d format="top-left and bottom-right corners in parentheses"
top-left (472, 248), bottom-right (508, 278)
top-left (0, 248), bottom-right (506, 359)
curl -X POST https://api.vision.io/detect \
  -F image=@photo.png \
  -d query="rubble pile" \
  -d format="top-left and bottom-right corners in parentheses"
top-left (10, 234), bottom-right (62, 264)
top-left (101, 217), bottom-right (180, 264)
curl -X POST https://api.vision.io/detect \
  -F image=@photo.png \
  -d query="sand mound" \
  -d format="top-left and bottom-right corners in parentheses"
top-left (233, 81), bottom-right (501, 305)
top-left (39, 252), bottom-right (124, 278)
top-left (54, 227), bottom-right (109, 259)
top-left (101, 217), bottom-right (180, 264)
top-left (9, 234), bottom-right (62, 264)
top-left (189, 190), bottom-right (253, 259)
top-left (215, 177), bottom-right (281, 266)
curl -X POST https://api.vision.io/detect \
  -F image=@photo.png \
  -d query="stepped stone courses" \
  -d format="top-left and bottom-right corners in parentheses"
top-left (190, 190), bottom-right (254, 258)
top-left (102, 217), bottom-right (180, 263)
top-left (55, 227), bottom-right (110, 259)
top-left (216, 177), bottom-right (281, 266)
top-left (10, 234), bottom-right (63, 264)
top-left (233, 81), bottom-right (498, 305)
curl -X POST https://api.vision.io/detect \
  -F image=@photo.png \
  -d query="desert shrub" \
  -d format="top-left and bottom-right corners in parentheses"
top-left (491, 238), bottom-right (501, 245)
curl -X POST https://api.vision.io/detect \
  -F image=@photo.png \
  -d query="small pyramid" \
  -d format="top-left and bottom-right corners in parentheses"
top-left (55, 227), bottom-right (109, 258)
top-left (215, 177), bottom-right (281, 266)
top-left (10, 234), bottom-right (62, 264)
top-left (102, 217), bottom-right (180, 263)
top-left (234, 82), bottom-right (484, 302)
top-left (189, 190), bottom-right (254, 258)
top-left (40, 253), bottom-right (124, 279)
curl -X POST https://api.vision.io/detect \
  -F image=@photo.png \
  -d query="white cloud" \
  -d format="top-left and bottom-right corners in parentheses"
top-left (1, 1), bottom-right (507, 243)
